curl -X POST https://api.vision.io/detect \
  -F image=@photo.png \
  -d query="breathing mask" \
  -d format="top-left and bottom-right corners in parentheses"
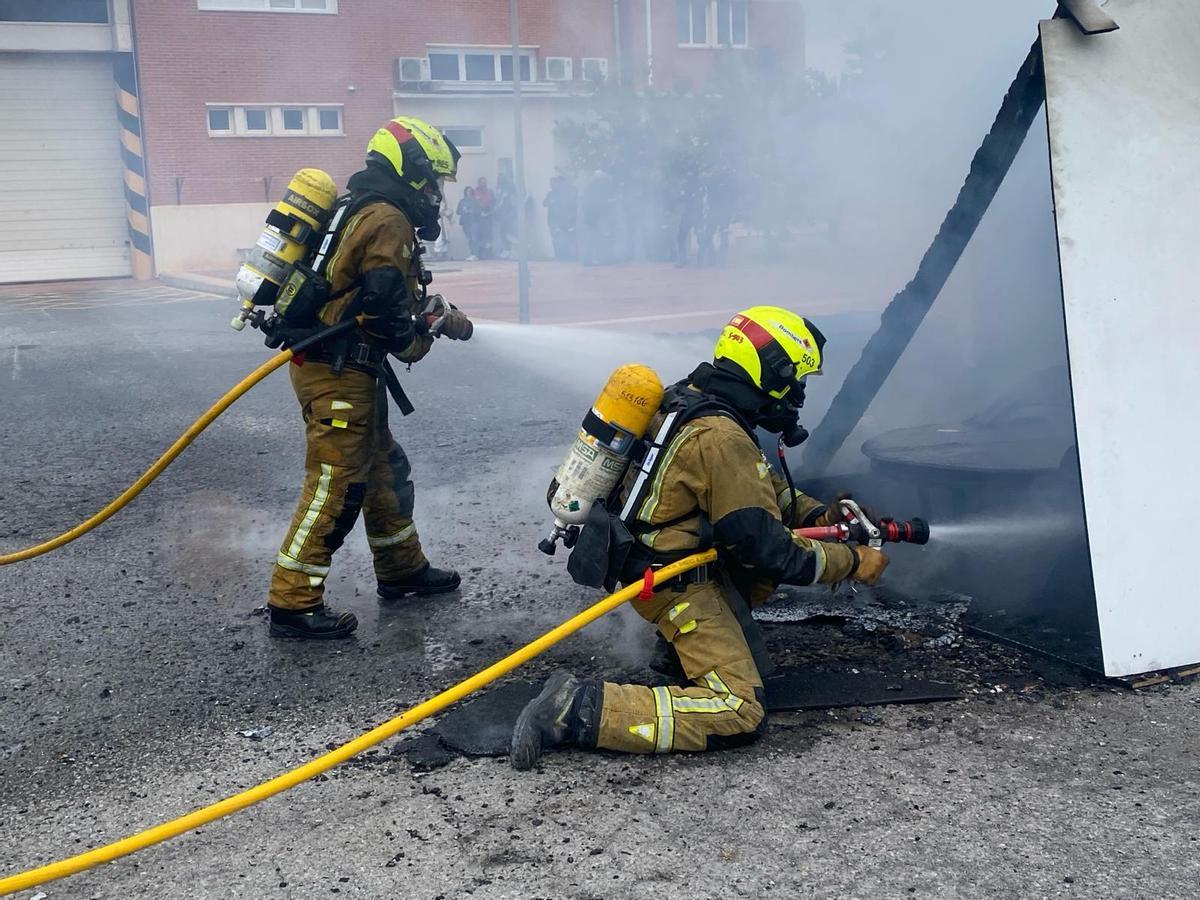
top-left (756, 379), bottom-right (809, 447)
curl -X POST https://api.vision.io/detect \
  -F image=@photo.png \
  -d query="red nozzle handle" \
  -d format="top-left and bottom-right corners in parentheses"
top-left (793, 524), bottom-right (849, 542)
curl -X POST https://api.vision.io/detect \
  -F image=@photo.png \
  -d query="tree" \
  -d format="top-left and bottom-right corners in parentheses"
top-left (553, 52), bottom-right (840, 261)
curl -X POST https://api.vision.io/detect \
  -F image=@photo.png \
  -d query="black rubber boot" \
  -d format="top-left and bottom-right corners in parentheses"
top-left (649, 633), bottom-right (686, 681)
top-left (268, 604), bottom-right (358, 640)
top-left (510, 670), bottom-right (600, 771)
top-left (377, 564), bottom-right (461, 601)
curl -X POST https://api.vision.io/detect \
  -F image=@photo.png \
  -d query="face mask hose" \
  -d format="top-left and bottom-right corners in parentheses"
top-left (776, 435), bottom-right (800, 524)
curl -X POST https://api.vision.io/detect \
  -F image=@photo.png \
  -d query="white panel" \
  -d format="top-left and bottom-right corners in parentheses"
top-left (0, 23), bottom-right (112, 53)
top-left (1041, 1), bottom-right (1200, 675)
top-left (0, 54), bottom-right (130, 282)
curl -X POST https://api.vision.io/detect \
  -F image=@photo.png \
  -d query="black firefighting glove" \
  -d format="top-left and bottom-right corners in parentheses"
top-left (421, 294), bottom-right (473, 341)
top-left (439, 308), bottom-right (473, 341)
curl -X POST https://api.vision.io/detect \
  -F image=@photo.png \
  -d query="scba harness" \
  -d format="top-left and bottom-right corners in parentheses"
top-left (566, 378), bottom-right (780, 677)
top-left (263, 192), bottom-right (375, 345)
top-left (566, 380), bottom-right (757, 593)
top-left (268, 192), bottom-right (423, 417)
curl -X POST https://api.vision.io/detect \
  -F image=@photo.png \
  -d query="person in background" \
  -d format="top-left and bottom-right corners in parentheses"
top-left (431, 196), bottom-right (452, 260)
top-left (474, 176), bottom-right (495, 260)
top-left (675, 176), bottom-right (704, 268)
top-left (494, 171), bottom-right (517, 260)
top-left (544, 176), bottom-right (578, 261)
top-left (704, 171), bottom-right (737, 267)
top-left (580, 170), bottom-right (616, 266)
top-left (456, 186), bottom-right (481, 261)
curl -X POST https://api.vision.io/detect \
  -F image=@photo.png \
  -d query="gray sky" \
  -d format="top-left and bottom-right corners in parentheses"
top-left (801, 0), bottom-right (1057, 77)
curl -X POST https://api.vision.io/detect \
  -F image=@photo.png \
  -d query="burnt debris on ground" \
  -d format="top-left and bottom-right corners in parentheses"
top-left (396, 586), bottom-right (1097, 770)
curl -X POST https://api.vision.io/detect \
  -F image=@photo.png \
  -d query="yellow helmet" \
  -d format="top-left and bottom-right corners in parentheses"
top-left (366, 116), bottom-right (461, 187)
top-left (713, 306), bottom-right (825, 401)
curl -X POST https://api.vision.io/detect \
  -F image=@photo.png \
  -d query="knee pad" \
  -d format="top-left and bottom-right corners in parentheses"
top-left (324, 482), bottom-right (366, 552)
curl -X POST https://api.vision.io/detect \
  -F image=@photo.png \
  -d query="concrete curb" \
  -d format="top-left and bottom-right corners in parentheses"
top-left (158, 272), bottom-right (232, 297)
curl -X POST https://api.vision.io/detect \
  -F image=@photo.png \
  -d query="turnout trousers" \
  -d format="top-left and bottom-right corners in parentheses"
top-left (268, 360), bottom-right (428, 611)
top-left (596, 576), bottom-right (766, 754)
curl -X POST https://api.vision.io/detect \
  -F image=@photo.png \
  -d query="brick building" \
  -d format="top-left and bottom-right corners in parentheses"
top-left (0, 1), bottom-right (807, 281)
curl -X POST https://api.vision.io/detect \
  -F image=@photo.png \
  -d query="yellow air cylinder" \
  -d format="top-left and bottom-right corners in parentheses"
top-left (549, 364), bottom-right (664, 526)
top-left (232, 168), bottom-right (338, 330)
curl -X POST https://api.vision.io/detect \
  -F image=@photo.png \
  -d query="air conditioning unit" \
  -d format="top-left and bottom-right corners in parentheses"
top-left (396, 56), bottom-right (431, 85)
top-left (545, 56), bottom-right (573, 82)
top-left (581, 57), bottom-right (609, 82)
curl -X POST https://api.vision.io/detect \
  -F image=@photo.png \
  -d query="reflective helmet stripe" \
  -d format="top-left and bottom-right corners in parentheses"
top-left (731, 314), bottom-right (776, 349)
top-left (384, 119), bottom-right (414, 146)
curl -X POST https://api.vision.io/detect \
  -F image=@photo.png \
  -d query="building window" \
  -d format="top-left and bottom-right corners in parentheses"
top-left (716, 0), bottom-right (748, 47)
top-left (427, 48), bottom-right (536, 83)
top-left (281, 107), bottom-right (305, 131)
top-left (439, 126), bottom-right (484, 152)
top-left (197, 0), bottom-right (338, 13)
top-left (677, 0), bottom-right (708, 46)
top-left (677, 0), bottom-right (748, 48)
top-left (317, 108), bottom-right (342, 132)
top-left (429, 53), bottom-right (461, 81)
top-left (208, 104), bottom-right (344, 137)
top-left (0, 0), bottom-right (108, 22)
top-left (464, 53), bottom-right (496, 81)
top-left (207, 107), bottom-right (233, 133)
top-left (243, 108), bottom-right (269, 132)
top-left (499, 54), bottom-right (532, 82)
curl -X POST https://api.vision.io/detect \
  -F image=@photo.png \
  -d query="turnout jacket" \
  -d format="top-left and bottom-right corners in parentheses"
top-left (625, 408), bottom-right (856, 587)
top-left (318, 200), bottom-right (431, 363)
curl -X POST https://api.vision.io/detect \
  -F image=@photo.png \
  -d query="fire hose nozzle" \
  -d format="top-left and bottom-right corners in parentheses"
top-left (794, 515), bottom-right (930, 546)
top-left (880, 517), bottom-right (930, 545)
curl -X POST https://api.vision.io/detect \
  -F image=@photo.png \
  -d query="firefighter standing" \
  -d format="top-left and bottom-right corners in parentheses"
top-left (267, 117), bottom-right (473, 640)
top-left (511, 307), bottom-right (889, 765)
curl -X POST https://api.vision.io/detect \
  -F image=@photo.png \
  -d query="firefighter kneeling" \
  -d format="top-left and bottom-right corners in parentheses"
top-left (511, 306), bottom-right (888, 767)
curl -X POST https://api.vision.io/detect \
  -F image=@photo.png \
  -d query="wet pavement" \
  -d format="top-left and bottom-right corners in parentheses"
top-left (1, 280), bottom-right (1198, 898)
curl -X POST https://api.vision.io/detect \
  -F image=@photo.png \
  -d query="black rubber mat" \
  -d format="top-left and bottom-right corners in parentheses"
top-left (762, 671), bottom-right (961, 712)
top-left (435, 680), bottom-right (542, 756)
top-left (398, 732), bottom-right (457, 771)
top-left (411, 670), bottom-right (961, 763)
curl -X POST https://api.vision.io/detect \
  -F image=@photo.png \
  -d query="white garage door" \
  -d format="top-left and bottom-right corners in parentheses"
top-left (0, 53), bottom-right (131, 283)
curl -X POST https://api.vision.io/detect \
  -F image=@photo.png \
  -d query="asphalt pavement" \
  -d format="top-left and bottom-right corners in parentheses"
top-left (1, 280), bottom-right (1197, 899)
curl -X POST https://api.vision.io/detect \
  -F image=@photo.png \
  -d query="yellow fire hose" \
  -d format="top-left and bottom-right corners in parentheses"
top-left (0, 320), bottom-right (359, 568)
top-left (0, 550), bottom-right (716, 895)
